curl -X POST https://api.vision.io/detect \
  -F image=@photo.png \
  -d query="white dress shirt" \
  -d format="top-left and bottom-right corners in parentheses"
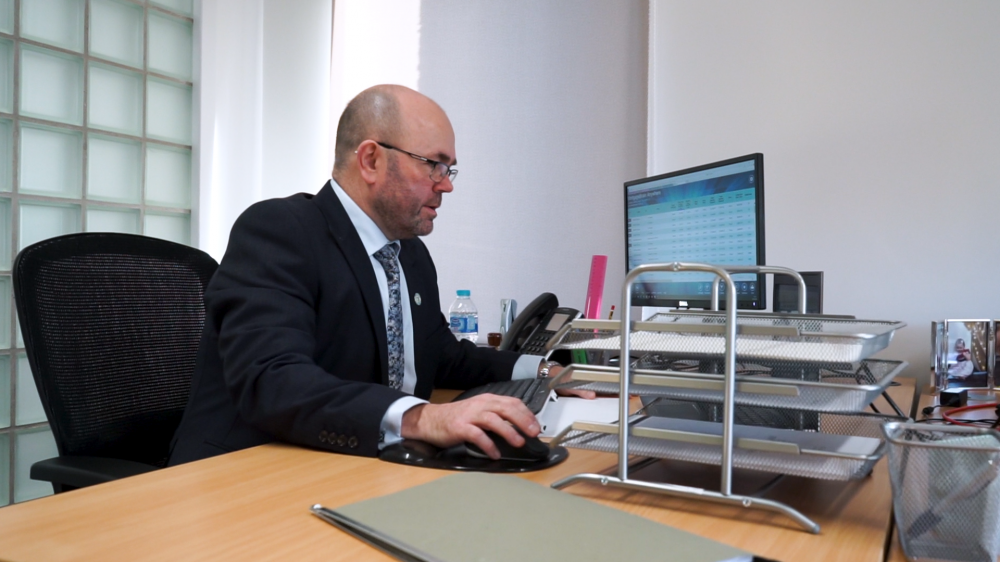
top-left (330, 180), bottom-right (541, 447)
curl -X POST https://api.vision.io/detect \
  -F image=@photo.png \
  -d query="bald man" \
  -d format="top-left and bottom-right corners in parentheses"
top-left (169, 85), bottom-right (567, 465)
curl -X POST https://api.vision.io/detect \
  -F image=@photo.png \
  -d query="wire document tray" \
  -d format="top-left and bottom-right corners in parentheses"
top-left (549, 262), bottom-right (909, 535)
top-left (883, 423), bottom-right (1000, 562)
top-left (562, 359), bottom-right (908, 413)
top-left (552, 314), bottom-right (905, 364)
top-left (554, 411), bottom-right (904, 482)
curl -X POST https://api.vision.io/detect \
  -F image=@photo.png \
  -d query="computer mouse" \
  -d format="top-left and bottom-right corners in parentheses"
top-left (464, 427), bottom-right (550, 462)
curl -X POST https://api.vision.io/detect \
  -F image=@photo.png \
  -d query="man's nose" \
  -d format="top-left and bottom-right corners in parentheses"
top-left (434, 175), bottom-right (454, 193)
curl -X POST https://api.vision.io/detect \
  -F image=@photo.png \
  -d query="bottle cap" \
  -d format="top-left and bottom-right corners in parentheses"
top-left (457, 290), bottom-right (471, 297)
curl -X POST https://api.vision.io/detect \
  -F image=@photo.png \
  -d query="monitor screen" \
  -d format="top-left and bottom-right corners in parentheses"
top-left (625, 153), bottom-right (765, 310)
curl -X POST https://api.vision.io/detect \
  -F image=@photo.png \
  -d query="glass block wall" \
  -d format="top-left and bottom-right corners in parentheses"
top-left (0, 0), bottom-right (195, 506)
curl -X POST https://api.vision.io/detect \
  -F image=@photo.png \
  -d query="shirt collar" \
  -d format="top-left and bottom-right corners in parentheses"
top-left (330, 177), bottom-right (399, 257)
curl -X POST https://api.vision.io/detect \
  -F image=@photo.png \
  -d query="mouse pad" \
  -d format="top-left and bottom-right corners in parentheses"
top-left (379, 439), bottom-right (569, 473)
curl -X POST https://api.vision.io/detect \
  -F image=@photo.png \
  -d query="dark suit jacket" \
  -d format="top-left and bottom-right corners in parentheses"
top-left (169, 181), bottom-right (519, 464)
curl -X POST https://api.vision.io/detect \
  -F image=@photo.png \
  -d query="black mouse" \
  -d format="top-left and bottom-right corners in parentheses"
top-left (465, 427), bottom-right (550, 462)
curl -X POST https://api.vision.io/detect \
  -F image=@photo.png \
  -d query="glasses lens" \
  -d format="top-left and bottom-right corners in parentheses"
top-left (431, 163), bottom-right (452, 183)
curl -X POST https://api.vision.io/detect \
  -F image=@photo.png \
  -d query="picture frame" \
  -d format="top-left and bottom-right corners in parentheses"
top-left (934, 319), bottom-right (995, 391)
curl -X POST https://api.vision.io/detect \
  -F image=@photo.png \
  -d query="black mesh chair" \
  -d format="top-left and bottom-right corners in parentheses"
top-left (13, 233), bottom-right (218, 493)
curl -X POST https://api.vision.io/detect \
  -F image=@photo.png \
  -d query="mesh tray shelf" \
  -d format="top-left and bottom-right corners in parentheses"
top-left (553, 313), bottom-right (905, 364)
top-left (556, 410), bottom-right (906, 481)
top-left (564, 358), bottom-right (908, 413)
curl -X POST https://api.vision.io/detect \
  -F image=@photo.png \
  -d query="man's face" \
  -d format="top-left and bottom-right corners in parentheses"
top-left (370, 98), bottom-right (456, 240)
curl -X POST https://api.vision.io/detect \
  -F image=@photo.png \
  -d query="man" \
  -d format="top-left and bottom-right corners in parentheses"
top-left (169, 85), bottom-right (574, 465)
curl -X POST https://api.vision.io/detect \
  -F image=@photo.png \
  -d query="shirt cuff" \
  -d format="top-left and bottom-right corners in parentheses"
top-left (512, 354), bottom-right (546, 380)
top-left (379, 395), bottom-right (428, 449)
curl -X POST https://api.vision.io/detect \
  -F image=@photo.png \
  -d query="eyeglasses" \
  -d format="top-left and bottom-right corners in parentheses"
top-left (376, 142), bottom-right (458, 183)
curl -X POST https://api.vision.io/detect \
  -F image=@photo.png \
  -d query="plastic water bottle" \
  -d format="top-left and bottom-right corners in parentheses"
top-left (449, 290), bottom-right (478, 343)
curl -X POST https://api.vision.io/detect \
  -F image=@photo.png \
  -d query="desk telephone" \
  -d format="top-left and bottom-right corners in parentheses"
top-left (498, 293), bottom-right (580, 355)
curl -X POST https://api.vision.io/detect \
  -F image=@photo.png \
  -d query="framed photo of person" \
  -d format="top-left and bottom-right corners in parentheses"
top-left (935, 319), bottom-right (994, 390)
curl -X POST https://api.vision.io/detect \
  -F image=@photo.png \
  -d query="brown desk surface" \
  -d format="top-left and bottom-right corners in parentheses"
top-left (0, 380), bottom-right (915, 562)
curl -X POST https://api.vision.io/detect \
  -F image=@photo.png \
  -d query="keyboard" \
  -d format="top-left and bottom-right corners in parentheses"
top-left (452, 378), bottom-right (552, 414)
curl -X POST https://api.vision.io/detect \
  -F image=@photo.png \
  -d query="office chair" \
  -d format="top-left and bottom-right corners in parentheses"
top-left (13, 232), bottom-right (218, 493)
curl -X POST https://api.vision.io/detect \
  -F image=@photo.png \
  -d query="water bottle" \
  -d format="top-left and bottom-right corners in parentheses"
top-left (449, 290), bottom-right (478, 343)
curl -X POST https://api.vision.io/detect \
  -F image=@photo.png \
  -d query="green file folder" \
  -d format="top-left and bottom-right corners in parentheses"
top-left (312, 472), bottom-right (755, 562)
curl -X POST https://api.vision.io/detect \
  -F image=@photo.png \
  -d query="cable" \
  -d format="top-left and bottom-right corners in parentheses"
top-left (940, 402), bottom-right (1000, 427)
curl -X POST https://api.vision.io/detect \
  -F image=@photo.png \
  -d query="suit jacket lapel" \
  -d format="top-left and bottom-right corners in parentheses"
top-left (313, 181), bottom-right (389, 386)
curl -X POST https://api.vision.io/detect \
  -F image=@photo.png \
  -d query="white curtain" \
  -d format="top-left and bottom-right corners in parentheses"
top-left (196, 0), bottom-right (333, 261)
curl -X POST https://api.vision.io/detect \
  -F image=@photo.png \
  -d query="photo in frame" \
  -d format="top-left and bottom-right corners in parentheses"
top-left (935, 319), bottom-right (994, 391)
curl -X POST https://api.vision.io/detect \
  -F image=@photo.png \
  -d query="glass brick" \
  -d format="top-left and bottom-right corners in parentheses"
top-left (87, 207), bottom-right (139, 234)
top-left (20, 45), bottom-right (83, 125)
top-left (14, 426), bottom-right (56, 503)
top-left (144, 212), bottom-right (189, 245)
top-left (19, 124), bottom-right (83, 198)
top-left (0, 357), bottom-right (9, 430)
top-left (148, 12), bottom-right (192, 81)
top-left (14, 306), bottom-right (20, 347)
top-left (0, 276), bottom-right (8, 348)
top-left (0, 0), bottom-right (12, 34)
top-left (0, 39), bottom-right (12, 113)
top-left (0, 119), bottom-right (11, 191)
top-left (0, 432), bottom-right (9, 507)
top-left (89, 64), bottom-right (142, 136)
top-left (146, 144), bottom-right (190, 208)
top-left (21, 0), bottom-right (84, 52)
top-left (88, 134), bottom-right (141, 203)
top-left (90, 0), bottom-right (143, 68)
top-left (146, 78), bottom-right (191, 144)
top-left (19, 202), bottom-right (81, 251)
top-left (0, 197), bottom-right (9, 269)
top-left (150, 0), bottom-right (193, 17)
top-left (15, 353), bottom-right (45, 425)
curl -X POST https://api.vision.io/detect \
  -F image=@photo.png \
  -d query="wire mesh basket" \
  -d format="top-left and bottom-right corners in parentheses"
top-left (563, 357), bottom-right (907, 413)
top-left (883, 422), bottom-right (1000, 562)
top-left (553, 313), bottom-right (905, 364)
top-left (555, 410), bottom-right (905, 481)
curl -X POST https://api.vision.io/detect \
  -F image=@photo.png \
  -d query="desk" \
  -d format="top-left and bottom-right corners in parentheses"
top-left (0, 380), bottom-right (915, 562)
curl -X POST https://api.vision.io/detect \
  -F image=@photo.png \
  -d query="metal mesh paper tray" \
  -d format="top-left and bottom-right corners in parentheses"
top-left (555, 411), bottom-right (905, 481)
top-left (552, 313), bottom-right (905, 364)
top-left (563, 359), bottom-right (907, 413)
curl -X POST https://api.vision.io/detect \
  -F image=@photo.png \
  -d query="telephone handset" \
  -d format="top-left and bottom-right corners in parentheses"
top-left (499, 292), bottom-right (580, 354)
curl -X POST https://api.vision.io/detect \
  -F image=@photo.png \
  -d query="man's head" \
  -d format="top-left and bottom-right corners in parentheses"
top-left (333, 85), bottom-right (456, 240)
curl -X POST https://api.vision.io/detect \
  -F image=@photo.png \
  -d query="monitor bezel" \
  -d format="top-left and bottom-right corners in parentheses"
top-left (624, 153), bottom-right (766, 310)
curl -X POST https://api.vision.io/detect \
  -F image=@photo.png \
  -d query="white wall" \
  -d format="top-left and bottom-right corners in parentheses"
top-left (418, 1), bottom-right (648, 334)
top-left (650, 0), bottom-right (1000, 381)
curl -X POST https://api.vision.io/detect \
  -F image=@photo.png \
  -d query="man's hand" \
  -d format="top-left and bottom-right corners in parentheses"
top-left (400, 395), bottom-right (539, 460)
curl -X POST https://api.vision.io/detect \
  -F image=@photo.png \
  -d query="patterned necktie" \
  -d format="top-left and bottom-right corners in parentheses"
top-left (373, 243), bottom-right (403, 390)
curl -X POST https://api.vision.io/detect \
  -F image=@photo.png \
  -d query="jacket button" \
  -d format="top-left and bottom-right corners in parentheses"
top-left (337, 434), bottom-right (347, 447)
top-left (319, 430), bottom-right (328, 443)
top-left (348, 436), bottom-right (358, 448)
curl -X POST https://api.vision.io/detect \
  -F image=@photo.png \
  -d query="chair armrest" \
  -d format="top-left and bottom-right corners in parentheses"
top-left (31, 456), bottom-right (160, 490)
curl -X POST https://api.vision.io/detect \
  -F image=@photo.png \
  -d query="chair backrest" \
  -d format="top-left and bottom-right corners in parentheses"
top-left (13, 233), bottom-right (218, 468)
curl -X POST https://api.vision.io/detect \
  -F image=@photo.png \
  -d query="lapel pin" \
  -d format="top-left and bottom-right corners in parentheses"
top-left (414, 293), bottom-right (422, 306)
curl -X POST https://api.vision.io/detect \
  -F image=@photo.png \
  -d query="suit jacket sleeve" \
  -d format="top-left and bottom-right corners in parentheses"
top-left (208, 199), bottom-right (408, 457)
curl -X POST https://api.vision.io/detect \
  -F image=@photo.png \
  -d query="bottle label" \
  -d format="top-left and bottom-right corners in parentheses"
top-left (450, 315), bottom-right (478, 334)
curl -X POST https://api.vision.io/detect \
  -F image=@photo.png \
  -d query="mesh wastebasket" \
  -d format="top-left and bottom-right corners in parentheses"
top-left (883, 422), bottom-right (1000, 562)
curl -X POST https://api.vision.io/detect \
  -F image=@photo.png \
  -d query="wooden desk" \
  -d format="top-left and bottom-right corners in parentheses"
top-left (0, 380), bottom-right (915, 562)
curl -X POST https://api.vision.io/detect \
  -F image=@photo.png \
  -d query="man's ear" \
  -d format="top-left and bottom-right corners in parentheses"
top-left (356, 140), bottom-right (381, 184)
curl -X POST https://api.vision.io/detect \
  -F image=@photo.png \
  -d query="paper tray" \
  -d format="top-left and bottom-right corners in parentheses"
top-left (552, 313), bottom-right (905, 364)
top-left (563, 359), bottom-right (907, 413)
top-left (555, 411), bottom-right (905, 481)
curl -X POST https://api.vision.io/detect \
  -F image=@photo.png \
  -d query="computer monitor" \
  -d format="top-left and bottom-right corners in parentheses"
top-left (625, 153), bottom-right (766, 310)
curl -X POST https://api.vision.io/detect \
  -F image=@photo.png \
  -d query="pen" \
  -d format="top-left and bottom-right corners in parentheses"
top-left (608, 305), bottom-right (615, 320)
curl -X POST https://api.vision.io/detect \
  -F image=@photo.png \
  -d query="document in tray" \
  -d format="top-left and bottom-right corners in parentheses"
top-left (312, 472), bottom-right (755, 562)
top-left (634, 417), bottom-right (881, 457)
